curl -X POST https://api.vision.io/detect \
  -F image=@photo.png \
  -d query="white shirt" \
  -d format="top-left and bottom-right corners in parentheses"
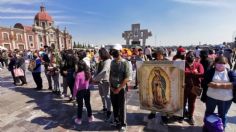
top-left (83, 57), bottom-right (90, 68)
top-left (145, 48), bottom-right (152, 55)
top-left (207, 69), bottom-right (233, 101)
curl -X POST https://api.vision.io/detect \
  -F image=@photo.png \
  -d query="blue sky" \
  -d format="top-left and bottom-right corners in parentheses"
top-left (0, 0), bottom-right (236, 46)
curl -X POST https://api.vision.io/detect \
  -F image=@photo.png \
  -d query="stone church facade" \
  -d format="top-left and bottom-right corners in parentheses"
top-left (0, 5), bottom-right (72, 51)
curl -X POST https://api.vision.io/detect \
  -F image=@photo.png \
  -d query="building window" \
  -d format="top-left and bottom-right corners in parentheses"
top-left (42, 22), bottom-right (46, 28)
top-left (28, 36), bottom-right (33, 42)
top-left (3, 44), bottom-right (10, 50)
top-left (61, 38), bottom-right (64, 44)
top-left (30, 43), bottom-right (34, 47)
top-left (41, 44), bottom-right (43, 47)
top-left (38, 35), bottom-right (43, 42)
top-left (17, 34), bottom-right (23, 41)
top-left (50, 34), bottom-right (54, 38)
top-left (3, 33), bottom-right (9, 41)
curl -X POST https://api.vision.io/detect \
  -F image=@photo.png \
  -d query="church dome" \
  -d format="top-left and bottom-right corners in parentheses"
top-left (34, 5), bottom-right (53, 22)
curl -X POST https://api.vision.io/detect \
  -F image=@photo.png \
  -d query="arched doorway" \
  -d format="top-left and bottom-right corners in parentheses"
top-left (51, 43), bottom-right (55, 50)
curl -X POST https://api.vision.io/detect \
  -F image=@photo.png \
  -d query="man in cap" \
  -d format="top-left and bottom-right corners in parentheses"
top-left (109, 44), bottom-right (130, 131)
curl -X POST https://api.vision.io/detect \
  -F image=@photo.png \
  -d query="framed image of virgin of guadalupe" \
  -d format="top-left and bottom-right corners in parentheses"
top-left (137, 61), bottom-right (185, 116)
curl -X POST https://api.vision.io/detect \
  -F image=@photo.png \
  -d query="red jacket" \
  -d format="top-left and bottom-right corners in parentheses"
top-left (185, 62), bottom-right (204, 88)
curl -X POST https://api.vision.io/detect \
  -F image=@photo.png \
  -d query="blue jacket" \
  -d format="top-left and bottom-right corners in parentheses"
top-left (201, 68), bottom-right (236, 103)
top-left (33, 58), bottom-right (41, 73)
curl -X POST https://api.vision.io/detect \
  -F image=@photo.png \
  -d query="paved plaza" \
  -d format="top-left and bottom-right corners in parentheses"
top-left (0, 67), bottom-right (236, 132)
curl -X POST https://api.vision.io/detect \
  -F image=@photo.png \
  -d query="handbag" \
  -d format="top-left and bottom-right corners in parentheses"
top-left (191, 79), bottom-right (202, 96)
top-left (203, 114), bottom-right (224, 132)
top-left (28, 60), bottom-right (36, 71)
top-left (14, 68), bottom-right (24, 77)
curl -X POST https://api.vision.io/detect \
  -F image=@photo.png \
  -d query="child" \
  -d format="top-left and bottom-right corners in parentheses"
top-left (73, 60), bottom-right (93, 125)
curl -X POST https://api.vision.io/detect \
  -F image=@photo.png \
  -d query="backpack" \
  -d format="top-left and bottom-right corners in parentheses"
top-left (203, 114), bottom-right (224, 132)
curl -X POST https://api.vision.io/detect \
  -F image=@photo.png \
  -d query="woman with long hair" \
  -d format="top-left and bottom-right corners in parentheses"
top-left (93, 48), bottom-right (112, 121)
top-left (73, 60), bottom-right (93, 125)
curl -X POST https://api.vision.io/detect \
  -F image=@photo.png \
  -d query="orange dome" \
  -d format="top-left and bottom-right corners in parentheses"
top-left (34, 5), bottom-right (53, 22)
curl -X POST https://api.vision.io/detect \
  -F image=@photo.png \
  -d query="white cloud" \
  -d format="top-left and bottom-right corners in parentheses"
top-left (84, 11), bottom-right (100, 15)
top-left (53, 16), bottom-right (74, 19)
top-left (0, 0), bottom-right (40, 5)
top-left (55, 21), bottom-right (77, 25)
top-left (0, 15), bottom-right (73, 20)
top-left (0, 7), bottom-right (63, 14)
top-left (0, 16), bottom-right (33, 19)
top-left (0, 8), bottom-right (36, 13)
top-left (172, 0), bottom-right (233, 7)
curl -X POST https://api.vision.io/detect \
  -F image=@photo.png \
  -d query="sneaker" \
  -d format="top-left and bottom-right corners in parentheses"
top-left (187, 117), bottom-right (195, 126)
top-left (68, 98), bottom-right (76, 103)
top-left (20, 83), bottom-right (27, 86)
top-left (88, 115), bottom-right (94, 123)
top-left (120, 126), bottom-right (126, 132)
top-left (178, 117), bottom-right (184, 123)
top-left (60, 94), bottom-right (65, 98)
top-left (161, 116), bottom-right (169, 125)
top-left (74, 118), bottom-right (82, 125)
top-left (147, 113), bottom-right (156, 120)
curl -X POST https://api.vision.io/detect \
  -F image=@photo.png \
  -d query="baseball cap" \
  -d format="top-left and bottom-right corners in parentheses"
top-left (178, 47), bottom-right (186, 53)
top-left (112, 44), bottom-right (122, 51)
top-left (155, 48), bottom-right (165, 54)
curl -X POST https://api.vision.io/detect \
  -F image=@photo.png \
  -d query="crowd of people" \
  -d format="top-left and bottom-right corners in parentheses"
top-left (0, 43), bottom-right (236, 131)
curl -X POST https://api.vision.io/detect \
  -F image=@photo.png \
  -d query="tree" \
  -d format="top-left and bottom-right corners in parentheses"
top-left (73, 41), bottom-right (76, 48)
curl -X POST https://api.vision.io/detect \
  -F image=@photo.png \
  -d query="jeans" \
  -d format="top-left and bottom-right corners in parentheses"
top-left (32, 72), bottom-right (43, 89)
top-left (52, 73), bottom-right (60, 92)
top-left (98, 81), bottom-right (111, 111)
top-left (110, 88), bottom-right (126, 126)
top-left (45, 72), bottom-right (52, 88)
top-left (76, 89), bottom-right (92, 118)
top-left (62, 76), bottom-right (69, 95)
top-left (205, 96), bottom-right (232, 128)
top-left (67, 70), bottom-right (75, 96)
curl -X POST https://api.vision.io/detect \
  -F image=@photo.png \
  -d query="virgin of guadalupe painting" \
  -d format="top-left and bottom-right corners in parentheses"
top-left (137, 61), bottom-right (185, 116)
top-left (150, 67), bottom-right (171, 109)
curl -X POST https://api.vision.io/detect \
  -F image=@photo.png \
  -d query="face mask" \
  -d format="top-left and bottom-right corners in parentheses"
top-left (112, 50), bottom-right (120, 58)
top-left (215, 64), bottom-right (226, 72)
top-left (186, 55), bottom-right (195, 63)
top-left (181, 52), bottom-right (185, 55)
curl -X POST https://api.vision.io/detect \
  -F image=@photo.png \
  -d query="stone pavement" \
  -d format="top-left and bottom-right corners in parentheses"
top-left (0, 67), bottom-right (236, 132)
